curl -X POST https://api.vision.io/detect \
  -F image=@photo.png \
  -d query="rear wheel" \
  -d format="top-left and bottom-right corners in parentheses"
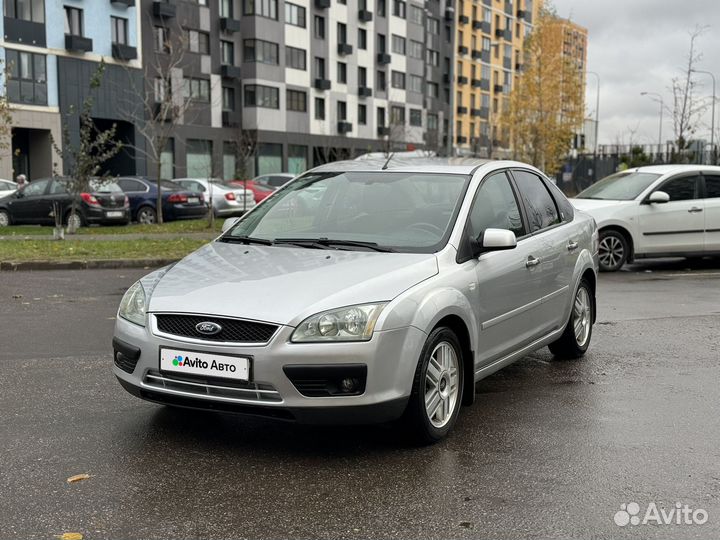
top-left (136, 206), bottom-right (157, 224)
top-left (0, 209), bottom-right (10, 227)
top-left (65, 210), bottom-right (84, 229)
top-left (598, 230), bottom-right (629, 271)
top-left (403, 327), bottom-right (464, 444)
top-left (549, 279), bottom-right (594, 359)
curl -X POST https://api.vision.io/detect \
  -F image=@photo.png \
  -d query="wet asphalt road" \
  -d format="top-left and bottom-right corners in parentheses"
top-left (1, 259), bottom-right (719, 539)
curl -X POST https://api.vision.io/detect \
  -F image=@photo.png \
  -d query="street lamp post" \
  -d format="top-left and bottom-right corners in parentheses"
top-left (691, 69), bottom-right (716, 164)
top-left (640, 91), bottom-right (664, 160)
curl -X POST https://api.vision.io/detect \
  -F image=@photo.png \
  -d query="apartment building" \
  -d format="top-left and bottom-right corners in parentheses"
top-left (452, 0), bottom-right (540, 157)
top-left (0, 0), bottom-right (142, 181)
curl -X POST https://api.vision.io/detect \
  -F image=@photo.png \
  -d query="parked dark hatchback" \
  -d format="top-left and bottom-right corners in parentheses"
top-left (0, 177), bottom-right (130, 228)
top-left (116, 177), bottom-right (208, 224)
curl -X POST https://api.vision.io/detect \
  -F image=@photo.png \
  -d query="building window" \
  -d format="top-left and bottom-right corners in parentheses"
top-left (410, 109), bottom-right (422, 127)
top-left (358, 104), bottom-right (367, 125)
top-left (427, 113), bottom-right (438, 130)
top-left (337, 100), bottom-right (347, 121)
top-left (160, 139), bottom-right (175, 180)
top-left (390, 105), bottom-right (405, 124)
top-left (220, 0), bottom-right (234, 18)
top-left (244, 84), bottom-right (280, 109)
top-left (286, 89), bottom-right (307, 112)
top-left (186, 139), bottom-right (213, 179)
top-left (243, 0), bottom-right (278, 20)
top-left (391, 34), bottom-right (405, 55)
top-left (221, 40), bottom-right (235, 65)
top-left (377, 0), bottom-right (386, 17)
top-left (409, 75), bottom-right (422, 93)
top-left (286, 46), bottom-right (306, 70)
top-left (288, 145), bottom-right (307, 175)
top-left (358, 28), bottom-right (367, 50)
top-left (337, 22), bottom-right (347, 45)
top-left (187, 29), bottom-right (210, 54)
top-left (222, 86), bottom-right (235, 111)
top-left (223, 142), bottom-right (236, 181)
top-left (257, 143), bottom-right (283, 175)
top-left (314, 15), bottom-right (325, 39)
top-left (4, 49), bottom-right (47, 105)
top-left (377, 106), bottom-right (386, 127)
top-left (426, 49), bottom-right (439, 66)
top-left (154, 26), bottom-right (169, 53)
top-left (409, 4), bottom-right (423, 24)
top-left (111, 17), bottom-right (128, 45)
top-left (426, 16), bottom-right (439, 34)
top-left (315, 97), bottom-right (325, 120)
top-left (314, 57), bottom-right (326, 79)
top-left (391, 70), bottom-right (405, 89)
top-left (392, 0), bottom-right (406, 18)
top-left (427, 81), bottom-right (438, 98)
top-left (377, 33), bottom-right (386, 53)
top-left (183, 78), bottom-right (210, 102)
top-left (285, 2), bottom-right (306, 27)
top-left (409, 40), bottom-right (422, 59)
top-left (64, 6), bottom-right (83, 36)
top-left (337, 62), bottom-right (347, 84)
top-left (376, 70), bottom-right (386, 91)
top-left (244, 39), bottom-right (279, 64)
top-left (358, 66), bottom-right (367, 87)
top-left (4, 0), bottom-right (45, 23)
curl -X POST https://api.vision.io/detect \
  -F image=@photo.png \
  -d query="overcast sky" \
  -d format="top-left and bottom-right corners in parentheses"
top-left (552, 0), bottom-right (720, 147)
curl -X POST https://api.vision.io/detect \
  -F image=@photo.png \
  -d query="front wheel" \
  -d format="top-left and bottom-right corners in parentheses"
top-left (65, 211), bottom-right (84, 229)
top-left (0, 209), bottom-right (10, 227)
top-left (136, 206), bottom-right (157, 224)
top-left (598, 230), bottom-right (628, 272)
top-left (549, 279), bottom-right (594, 359)
top-left (403, 327), bottom-right (464, 444)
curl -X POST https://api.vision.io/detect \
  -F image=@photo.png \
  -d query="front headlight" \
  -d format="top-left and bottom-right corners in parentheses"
top-left (118, 281), bottom-right (148, 327)
top-left (291, 303), bottom-right (388, 343)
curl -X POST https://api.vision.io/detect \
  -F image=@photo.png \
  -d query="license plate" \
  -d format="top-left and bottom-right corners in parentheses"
top-left (188, 197), bottom-right (200, 204)
top-left (106, 211), bottom-right (124, 218)
top-left (160, 348), bottom-right (250, 381)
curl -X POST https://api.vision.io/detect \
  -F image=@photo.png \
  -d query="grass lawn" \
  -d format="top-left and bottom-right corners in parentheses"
top-left (0, 238), bottom-right (209, 262)
top-left (0, 219), bottom-right (224, 236)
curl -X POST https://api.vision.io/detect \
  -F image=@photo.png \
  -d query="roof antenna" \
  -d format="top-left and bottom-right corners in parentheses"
top-left (382, 152), bottom-right (394, 170)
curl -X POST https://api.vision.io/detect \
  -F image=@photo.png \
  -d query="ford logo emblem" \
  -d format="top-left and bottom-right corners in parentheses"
top-left (196, 322), bottom-right (222, 335)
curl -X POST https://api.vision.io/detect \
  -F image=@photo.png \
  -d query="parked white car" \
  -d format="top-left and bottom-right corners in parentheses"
top-left (572, 165), bottom-right (720, 271)
top-left (172, 178), bottom-right (256, 217)
top-left (0, 179), bottom-right (17, 198)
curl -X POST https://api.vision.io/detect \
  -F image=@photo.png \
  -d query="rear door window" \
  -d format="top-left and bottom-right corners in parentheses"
top-left (704, 175), bottom-right (720, 198)
top-left (511, 170), bottom-right (561, 233)
top-left (118, 179), bottom-right (146, 192)
top-left (21, 179), bottom-right (50, 197)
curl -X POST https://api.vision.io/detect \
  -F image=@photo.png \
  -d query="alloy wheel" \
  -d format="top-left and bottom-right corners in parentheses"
top-left (599, 235), bottom-right (624, 269)
top-left (67, 213), bottom-right (82, 230)
top-left (138, 208), bottom-right (156, 224)
top-left (0, 211), bottom-right (8, 227)
top-left (424, 341), bottom-right (460, 428)
top-left (573, 286), bottom-right (592, 347)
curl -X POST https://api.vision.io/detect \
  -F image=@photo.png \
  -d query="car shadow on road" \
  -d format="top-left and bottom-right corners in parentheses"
top-left (623, 256), bottom-right (720, 273)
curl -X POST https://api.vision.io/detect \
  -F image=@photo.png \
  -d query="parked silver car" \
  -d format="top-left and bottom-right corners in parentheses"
top-left (113, 158), bottom-right (598, 442)
top-left (172, 178), bottom-right (256, 216)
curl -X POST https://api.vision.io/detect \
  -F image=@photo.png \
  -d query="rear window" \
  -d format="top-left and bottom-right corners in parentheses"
top-left (90, 180), bottom-right (122, 192)
top-left (160, 180), bottom-right (181, 190)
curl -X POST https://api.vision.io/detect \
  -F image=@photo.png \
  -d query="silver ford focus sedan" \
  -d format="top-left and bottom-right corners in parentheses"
top-left (113, 158), bottom-right (598, 442)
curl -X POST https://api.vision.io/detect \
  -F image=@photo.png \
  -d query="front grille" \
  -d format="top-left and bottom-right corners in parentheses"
top-left (154, 314), bottom-right (279, 343)
top-left (143, 370), bottom-right (283, 403)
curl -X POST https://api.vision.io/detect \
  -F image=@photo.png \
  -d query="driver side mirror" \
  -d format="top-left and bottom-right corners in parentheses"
top-left (471, 228), bottom-right (517, 257)
top-left (221, 217), bottom-right (240, 232)
top-left (647, 191), bottom-right (670, 204)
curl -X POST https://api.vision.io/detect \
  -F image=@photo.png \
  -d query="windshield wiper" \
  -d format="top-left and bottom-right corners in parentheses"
top-left (274, 238), bottom-right (396, 252)
top-left (218, 235), bottom-right (274, 246)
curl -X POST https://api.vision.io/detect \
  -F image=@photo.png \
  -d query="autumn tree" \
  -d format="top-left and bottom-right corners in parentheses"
top-left (503, 8), bottom-right (584, 173)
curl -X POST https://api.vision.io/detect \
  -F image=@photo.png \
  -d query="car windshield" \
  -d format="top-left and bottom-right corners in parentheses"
top-left (224, 171), bottom-right (470, 252)
top-left (576, 171), bottom-right (661, 200)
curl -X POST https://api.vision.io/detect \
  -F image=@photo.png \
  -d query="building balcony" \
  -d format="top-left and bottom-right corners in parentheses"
top-left (456, 135), bottom-right (468, 144)
top-left (110, 0), bottom-right (135, 8)
top-left (481, 21), bottom-right (491, 34)
top-left (457, 75), bottom-right (468, 85)
top-left (221, 64), bottom-right (242, 79)
top-left (153, 1), bottom-right (176, 18)
top-left (3, 17), bottom-right (46, 47)
top-left (220, 17), bottom-right (241, 33)
top-left (314, 78), bottom-right (331, 90)
top-left (111, 43), bottom-right (137, 61)
top-left (503, 57), bottom-right (512, 70)
top-left (457, 106), bottom-right (468, 115)
top-left (315, 0), bottom-right (331, 8)
top-left (337, 43), bottom-right (353, 55)
top-left (376, 52), bottom-right (391, 64)
top-left (515, 62), bottom-right (524, 71)
top-left (444, 8), bottom-right (453, 21)
top-left (358, 86), bottom-right (372, 97)
top-left (472, 20), bottom-right (482, 30)
top-left (495, 28), bottom-right (512, 41)
top-left (471, 107), bottom-right (489, 119)
top-left (358, 9), bottom-right (373, 22)
top-left (153, 102), bottom-right (177, 122)
top-left (517, 9), bottom-right (526, 18)
top-left (458, 45), bottom-right (468, 55)
top-left (504, 0), bottom-right (513, 15)
top-left (222, 110), bottom-right (240, 127)
top-left (338, 121), bottom-right (353, 134)
top-left (471, 78), bottom-right (482, 88)
top-left (65, 34), bottom-right (93, 53)
top-left (471, 49), bottom-right (482, 60)
top-left (493, 84), bottom-right (504, 93)
top-left (458, 15), bottom-right (469, 24)
top-left (378, 126), bottom-right (390, 136)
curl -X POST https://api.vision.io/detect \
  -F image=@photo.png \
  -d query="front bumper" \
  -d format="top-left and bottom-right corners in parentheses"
top-left (112, 316), bottom-right (426, 424)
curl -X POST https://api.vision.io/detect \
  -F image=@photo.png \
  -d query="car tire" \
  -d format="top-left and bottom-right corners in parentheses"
top-left (403, 327), bottom-right (464, 444)
top-left (598, 229), bottom-right (629, 272)
top-left (65, 210), bottom-right (84, 229)
top-left (136, 206), bottom-right (157, 225)
top-left (0, 209), bottom-right (10, 227)
top-left (549, 278), bottom-right (594, 359)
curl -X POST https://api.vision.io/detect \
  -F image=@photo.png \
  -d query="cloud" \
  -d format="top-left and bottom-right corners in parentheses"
top-left (552, 0), bottom-right (720, 146)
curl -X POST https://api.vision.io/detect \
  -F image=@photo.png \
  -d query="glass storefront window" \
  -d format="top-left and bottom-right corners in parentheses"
top-left (288, 145), bottom-right (307, 175)
top-left (257, 143), bottom-right (282, 175)
top-left (186, 139), bottom-right (213, 178)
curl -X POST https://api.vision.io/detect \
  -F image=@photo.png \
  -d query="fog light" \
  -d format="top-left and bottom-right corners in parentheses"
top-left (340, 377), bottom-right (357, 393)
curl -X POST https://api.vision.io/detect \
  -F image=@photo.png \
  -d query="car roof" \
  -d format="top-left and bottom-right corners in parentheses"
top-left (627, 164), bottom-right (720, 175)
top-left (307, 157), bottom-right (531, 175)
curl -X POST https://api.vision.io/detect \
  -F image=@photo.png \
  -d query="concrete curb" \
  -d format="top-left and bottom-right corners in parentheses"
top-left (0, 259), bottom-right (179, 271)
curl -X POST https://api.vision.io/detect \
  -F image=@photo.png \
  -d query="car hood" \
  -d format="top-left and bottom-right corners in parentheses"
top-left (147, 241), bottom-right (438, 325)
top-left (570, 198), bottom-right (636, 212)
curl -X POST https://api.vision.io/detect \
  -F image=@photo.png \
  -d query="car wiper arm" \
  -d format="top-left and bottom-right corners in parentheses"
top-left (218, 235), bottom-right (274, 246)
top-left (274, 238), bottom-right (396, 252)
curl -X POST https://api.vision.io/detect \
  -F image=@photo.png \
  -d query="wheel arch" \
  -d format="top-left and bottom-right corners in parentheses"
top-left (599, 224), bottom-right (635, 262)
top-left (432, 314), bottom-right (476, 407)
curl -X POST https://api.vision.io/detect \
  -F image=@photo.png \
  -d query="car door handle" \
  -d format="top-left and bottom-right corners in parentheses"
top-left (688, 207), bottom-right (703, 213)
top-left (567, 241), bottom-right (579, 252)
top-left (526, 256), bottom-right (542, 268)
